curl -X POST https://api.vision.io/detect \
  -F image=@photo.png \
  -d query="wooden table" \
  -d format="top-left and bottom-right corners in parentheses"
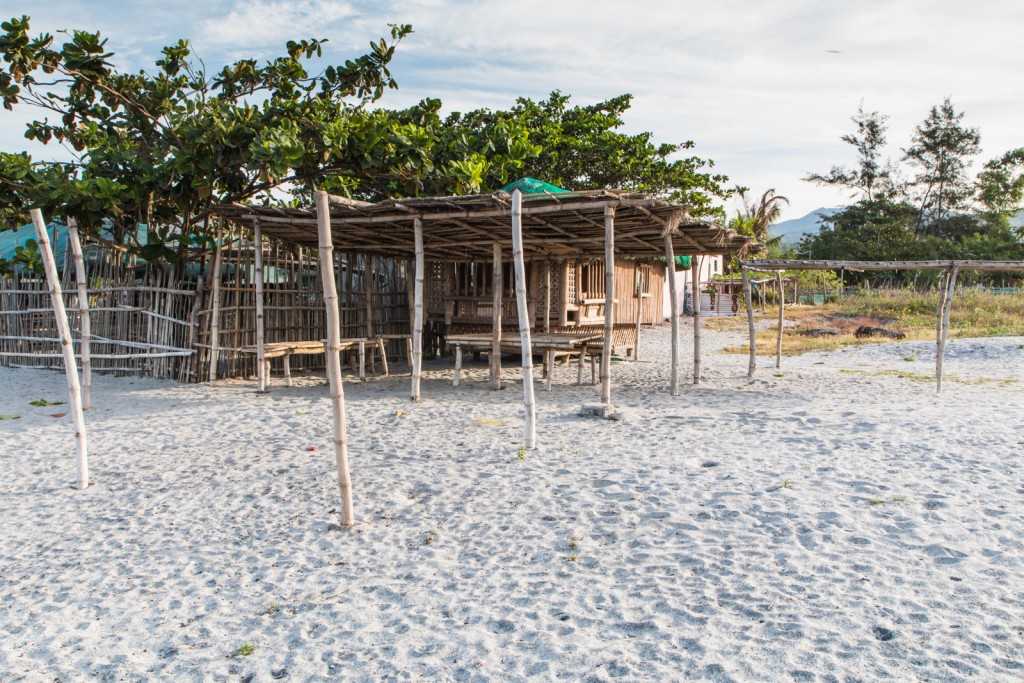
top-left (447, 331), bottom-right (603, 391)
top-left (241, 338), bottom-right (372, 390)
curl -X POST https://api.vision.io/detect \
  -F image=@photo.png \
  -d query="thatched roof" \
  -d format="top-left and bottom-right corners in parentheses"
top-left (214, 189), bottom-right (755, 261)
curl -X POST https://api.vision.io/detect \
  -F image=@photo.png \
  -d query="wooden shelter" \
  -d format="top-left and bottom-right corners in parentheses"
top-left (215, 189), bottom-right (754, 393)
top-left (215, 189), bottom-right (753, 525)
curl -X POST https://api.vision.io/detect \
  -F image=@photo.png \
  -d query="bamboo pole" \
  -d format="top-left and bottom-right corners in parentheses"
top-left (776, 272), bottom-right (784, 369)
top-left (601, 206), bottom-right (615, 405)
top-left (365, 254), bottom-right (375, 373)
top-left (315, 191), bottom-right (354, 527)
top-left (743, 267), bottom-right (756, 377)
top-left (67, 221), bottom-right (92, 410)
top-left (634, 268), bottom-right (643, 362)
top-left (31, 209), bottom-right (89, 489)
top-left (936, 267), bottom-right (958, 393)
top-left (663, 235), bottom-right (679, 395)
top-left (492, 242), bottom-right (502, 390)
top-left (365, 254), bottom-right (374, 339)
top-left (511, 191), bottom-right (536, 449)
top-left (411, 216), bottom-right (424, 401)
top-left (692, 257), bottom-right (702, 385)
top-left (543, 260), bottom-right (552, 334)
top-left (208, 220), bottom-right (224, 383)
top-left (254, 219), bottom-right (267, 393)
top-left (558, 260), bottom-right (570, 326)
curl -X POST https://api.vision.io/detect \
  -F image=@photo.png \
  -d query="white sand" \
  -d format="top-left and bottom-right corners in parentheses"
top-left (2, 323), bottom-right (1023, 682)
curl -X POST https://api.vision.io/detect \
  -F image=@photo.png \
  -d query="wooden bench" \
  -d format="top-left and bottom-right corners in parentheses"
top-left (241, 339), bottom-right (372, 391)
top-left (549, 323), bottom-right (638, 359)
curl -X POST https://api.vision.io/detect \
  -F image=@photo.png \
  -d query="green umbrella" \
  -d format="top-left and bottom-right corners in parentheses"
top-left (499, 178), bottom-right (570, 195)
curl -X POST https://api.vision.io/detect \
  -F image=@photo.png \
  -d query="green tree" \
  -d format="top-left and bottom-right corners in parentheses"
top-left (976, 147), bottom-right (1024, 233)
top-left (0, 15), bottom-right (414, 257)
top-left (902, 98), bottom-right (981, 236)
top-left (501, 92), bottom-right (729, 215)
top-left (805, 104), bottom-right (899, 202)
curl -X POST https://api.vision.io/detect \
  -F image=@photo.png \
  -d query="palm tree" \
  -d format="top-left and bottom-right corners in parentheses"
top-left (732, 187), bottom-right (789, 247)
top-left (724, 188), bottom-right (789, 274)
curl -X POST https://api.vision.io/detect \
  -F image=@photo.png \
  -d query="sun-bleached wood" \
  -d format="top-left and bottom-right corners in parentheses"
top-left (31, 209), bottom-right (89, 489)
top-left (936, 267), bottom-right (958, 393)
top-left (411, 216), bottom-right (425, 401)
top-left (692, 258), bottom-right (702, 385)
top-left (491, 242), bottom-right (502, 390)
top-left (664, 234), bottom-right (679, 395)
top-left (67, 221), bottom-right (92, 409)
top-left (776, 272), bottom-right (784, 369)
top-left (743, 267), bottom-right (756, 377)
top-left (254, 219), bottom-right (267, 393)
top-left (315, 191), bottom-right (354, 527)
top-left (511, 191), bottom-right (537, 449)
top-left (601, 206), bottom-right (615, 405)
top-left (208, 220), bottom-right (224, 383)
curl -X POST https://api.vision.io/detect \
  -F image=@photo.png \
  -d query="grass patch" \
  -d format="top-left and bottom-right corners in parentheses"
top-left (839, 369), bottom-right (933, 382)
top-left (233, 642), bottom-right (256, 657)
top-left (725, 289), bottom-right (1024, 356)
top-left (472, 416), bottom-right (507, 427)
top-left (838, 368), bottom-right (1017, 385)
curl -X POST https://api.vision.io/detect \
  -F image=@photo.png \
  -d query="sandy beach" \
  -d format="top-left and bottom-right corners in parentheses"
top-left (2, 321), bottom-right (1023, 682)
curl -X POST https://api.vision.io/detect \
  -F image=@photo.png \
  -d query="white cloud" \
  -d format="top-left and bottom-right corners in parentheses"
top-left (198, 0), bottom-right (358, 50)
top-left (5, 0), bottom-right (1024, 218)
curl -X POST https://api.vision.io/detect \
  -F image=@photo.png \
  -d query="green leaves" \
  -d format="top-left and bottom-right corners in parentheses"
top-left (30, 398), bottom-right (65, 407)
top-left (13, 238), bottom-right (42, 275)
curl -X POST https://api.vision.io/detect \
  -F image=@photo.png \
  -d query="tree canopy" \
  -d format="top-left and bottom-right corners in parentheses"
top-left (0, 16), bottom-right (730, 271)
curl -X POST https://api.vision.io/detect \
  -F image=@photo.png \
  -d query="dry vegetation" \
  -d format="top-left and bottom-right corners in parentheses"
top-left (724, 289), bottom-right (1024, 356)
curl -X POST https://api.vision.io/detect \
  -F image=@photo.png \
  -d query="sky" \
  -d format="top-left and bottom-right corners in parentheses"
top-left (3, 0), bottom-right (1023, 221)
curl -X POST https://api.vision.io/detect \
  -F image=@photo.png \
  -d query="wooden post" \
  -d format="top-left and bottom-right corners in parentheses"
top-left (365, 254), bottom-right (374, 339)
top-left (492, 242), bottom-right (502, 390)
top-left (558, 260), bottom-right (570, 326)
top-left (315, 191), bottom-right (354, 527)
top-left (411, 216), bottom-right (425, 401)
top-left (511, 190), bottom-right (536, 449)
top-left (936, 267), bottom-right (958, 393)
top-left (544, 260), bottom-right (552, 334)
top-left (776, 272), bottom-right (784, 369)
top-left (31, 209), bottom-right (89, 490)
top-left (364, 254), bottom-right (375, 374)
top-left (254, 218), bottom-right (267, 393)
top-left (691, 257), bottom-right (702, 385)
top-left (208, 219), bottom-right (224, 383)
top-left (601, 206), bottom-right (615, 405)
top-left (663, 235), bottom-right (679, 396)
top-left (453, 344), bottom-right (462, 387)
top-left (634, 268), bottom-right (643, 362)
top-left (67, 221), bottom-right (91, 410)
top-left (743, 267), bottom-right (756, 377)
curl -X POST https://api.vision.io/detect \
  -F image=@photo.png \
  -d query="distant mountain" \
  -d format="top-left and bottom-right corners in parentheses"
top-left (771, 207), bottom-right (839, 245)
